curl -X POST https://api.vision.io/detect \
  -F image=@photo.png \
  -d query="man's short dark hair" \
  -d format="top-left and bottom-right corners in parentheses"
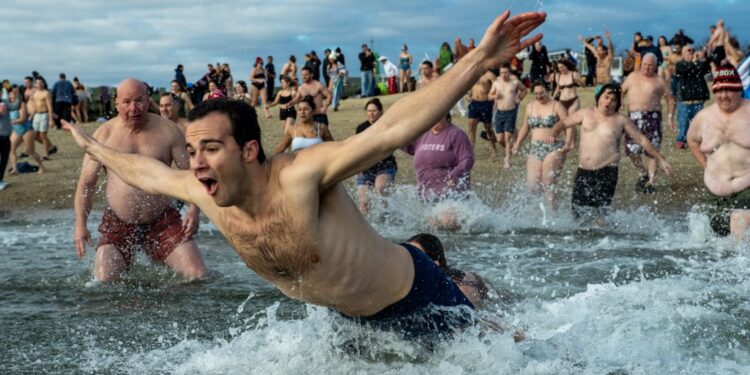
top-left (421, 60), bottom-right (434, 69)
top-left (188, 99), bottom-right (266, 163)
top-left (301, 66), bottom-right (312, 74)
top-left (595, 82), bottom-right (622, 112)
top-left (36, 76), bottom-right (48, 89)
top-left (24, 76), bottom-right (33, 81)
top-left (59, 73), bottom-right (66, 79)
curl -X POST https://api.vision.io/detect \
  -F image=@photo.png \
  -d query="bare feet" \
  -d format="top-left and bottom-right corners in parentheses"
top-left (503, 158), bottom-right (511, 170)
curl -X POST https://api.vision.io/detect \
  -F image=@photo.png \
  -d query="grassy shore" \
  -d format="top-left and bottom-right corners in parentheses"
top-left (0, 87), bottom-right (710, 215)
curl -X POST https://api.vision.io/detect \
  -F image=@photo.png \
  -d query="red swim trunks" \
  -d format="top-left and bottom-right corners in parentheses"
top-left (97, 206), bottom-right (187, 268)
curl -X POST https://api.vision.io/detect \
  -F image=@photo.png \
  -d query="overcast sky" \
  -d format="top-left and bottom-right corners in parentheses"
top-left (2, 0), bottom-right (748, 88)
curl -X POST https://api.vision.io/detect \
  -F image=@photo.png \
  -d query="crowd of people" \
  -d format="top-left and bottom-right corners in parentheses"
top-left (2, 10), bottom-right (750, 340)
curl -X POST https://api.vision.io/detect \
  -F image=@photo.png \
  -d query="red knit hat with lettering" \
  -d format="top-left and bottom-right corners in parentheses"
top-left (712, 64), bottom-right (743, 93)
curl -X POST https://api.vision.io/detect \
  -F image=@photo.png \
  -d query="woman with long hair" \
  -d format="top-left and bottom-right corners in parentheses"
top-left (249, 57), bottom-right (271, 118)
top-left (512, 81), bottom-right (573, 211)
top-left (552, 59), bottom-right (583, 112)
top-left (272, 96), bottom-right (333, 154)
top-left (233, 81), bottom-right (253, 106)
top-left (268, 76), bottom-right (297, 129)
top-left (354, 98), bottom-right (397, 214)
top-left (437, 42), bottom-right (454, 74)
top-left (7, 87), bottom-right (46, 175)
top-left (398, 44), bottom-right (413, 92)
top-left (72, 78), bottom-right (90, 123)
top-left (170, 79), bottom-right (194, 117)
top-left (326, 53), bottom-right (346, 111)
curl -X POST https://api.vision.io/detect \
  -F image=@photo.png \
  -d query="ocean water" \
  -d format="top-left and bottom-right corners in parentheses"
top-left (1, 186), bottom-right (749, 374)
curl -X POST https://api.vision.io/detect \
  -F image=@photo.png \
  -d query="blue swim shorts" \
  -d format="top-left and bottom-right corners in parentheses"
top-left (468, 100), bottom-right (493, 123)
top-left (356, 243), bottom-right (475, 337)
top-left (312, 113), bottom-right (329, 125)
top-left (355, 166), bottom-right (397, 187)
top-left (12, 120), bottom-right (33, 137)
top-left (492, 107), bottom-right (518, 133)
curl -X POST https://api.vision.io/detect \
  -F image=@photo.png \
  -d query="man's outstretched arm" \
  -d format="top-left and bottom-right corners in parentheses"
top-left (302, 10), bottom-right (546, 188)
top-left (64, 120), bottom-right (198, 203)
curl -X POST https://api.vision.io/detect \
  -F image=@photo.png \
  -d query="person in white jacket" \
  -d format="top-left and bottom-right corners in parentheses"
top-left (379, 56), bottom-right (400, 94)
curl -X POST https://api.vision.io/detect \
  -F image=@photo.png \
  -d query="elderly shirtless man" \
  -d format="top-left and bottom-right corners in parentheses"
top-left (64, 10), bottom-right (546, 335)
top-left (549, 83), bottom-right (673, 217)
top-left (687, 64), bottom-right (750, 239)
top-left (73, 79), bottom-right (207, 282)
top-left (467, 70), bottom-right (499, 157)
top-left (283, 66), bottom-right (331, 125)
top-left (621, 53), bottom-right (675, 193)
top-left (489, 64), bottom-right (527, 169)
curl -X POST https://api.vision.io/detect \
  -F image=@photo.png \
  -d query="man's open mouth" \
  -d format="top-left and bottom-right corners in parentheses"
top-left (199, 177), bottom-right (218, 196)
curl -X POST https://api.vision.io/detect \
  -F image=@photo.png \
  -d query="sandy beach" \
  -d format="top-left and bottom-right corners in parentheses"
top-left (0, 87), bottom-right (709, 214)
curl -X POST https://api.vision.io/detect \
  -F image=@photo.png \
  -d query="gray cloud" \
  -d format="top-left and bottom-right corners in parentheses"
top-left (1, 0), bottom-right (748, 88)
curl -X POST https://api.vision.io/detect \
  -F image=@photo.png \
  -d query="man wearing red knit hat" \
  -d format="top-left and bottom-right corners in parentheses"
top-left (687, 64), bottom-right (750, 239)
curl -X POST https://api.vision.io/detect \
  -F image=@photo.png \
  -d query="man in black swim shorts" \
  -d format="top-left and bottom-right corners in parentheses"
top-left (687, 64), bottom-right (750, 239)
top-left (549, 83), bottom-right (672, 217)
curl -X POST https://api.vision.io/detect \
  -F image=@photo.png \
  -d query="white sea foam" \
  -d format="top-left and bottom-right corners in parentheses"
top-left (3, 198), bottom-right (750, 373)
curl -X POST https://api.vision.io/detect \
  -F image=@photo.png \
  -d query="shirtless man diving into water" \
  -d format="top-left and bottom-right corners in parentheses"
top-left (65, 10), bottom-right (546, 334)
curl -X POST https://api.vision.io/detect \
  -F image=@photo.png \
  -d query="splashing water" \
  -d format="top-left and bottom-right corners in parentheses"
top-left (1, 188), bottom-right (750, 373)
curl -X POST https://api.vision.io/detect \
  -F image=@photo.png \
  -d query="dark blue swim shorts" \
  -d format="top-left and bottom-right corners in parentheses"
top-left (356, 243), bottom-right (475, 337)
top-left (468, 100), bottom-right (493, 123)
top-left (312, 113), bottom-right (329, 125)
top-left (492, 107), bottom-right (518, 133)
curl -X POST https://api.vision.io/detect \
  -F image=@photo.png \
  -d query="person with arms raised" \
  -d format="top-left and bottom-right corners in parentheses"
top-left (65, 10), bottom-right (546, 335)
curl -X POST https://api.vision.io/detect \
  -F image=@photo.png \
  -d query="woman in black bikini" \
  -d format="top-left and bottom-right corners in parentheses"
top-left (268, 76), bottom-right (298, 129)
top-left (552, 59), bottom-right (583, 112)
top-left (249, 57), bottom-right (271, 118)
